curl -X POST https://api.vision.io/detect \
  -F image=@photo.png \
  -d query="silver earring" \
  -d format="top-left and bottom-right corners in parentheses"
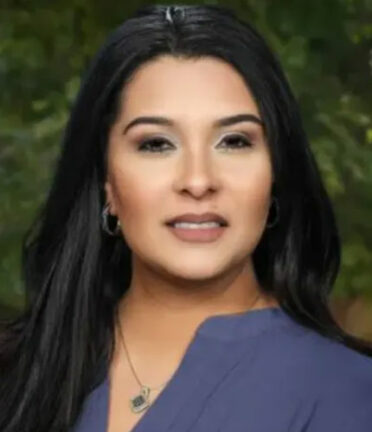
top-left (102, 204), bottom-right (121, 236)
top-left (266, 197), bottom-right (279, 229)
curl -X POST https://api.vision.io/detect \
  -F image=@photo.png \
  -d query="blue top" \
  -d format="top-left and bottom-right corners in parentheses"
top-left (73, 306), bottom-right (372, 432)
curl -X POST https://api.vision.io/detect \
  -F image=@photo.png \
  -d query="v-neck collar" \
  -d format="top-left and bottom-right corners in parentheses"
top-left (76, 307), bottom-right (292, 432)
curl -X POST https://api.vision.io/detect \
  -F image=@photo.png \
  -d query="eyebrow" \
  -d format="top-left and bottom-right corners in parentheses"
top-left (122, 113), bottom-right (264, 135)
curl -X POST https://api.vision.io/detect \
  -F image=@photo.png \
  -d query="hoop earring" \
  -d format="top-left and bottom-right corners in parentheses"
top-left (266, 197), bottom-right (280, 229)
top-left (102, 204), bottom-right (121, 236)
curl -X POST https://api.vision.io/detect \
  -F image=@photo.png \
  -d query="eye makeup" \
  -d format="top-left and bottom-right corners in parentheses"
top-left (130, 129), bottom-right (260, 154)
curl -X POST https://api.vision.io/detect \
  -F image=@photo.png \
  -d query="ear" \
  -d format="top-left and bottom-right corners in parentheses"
top-left (104, 180), bottom-right (118, 216)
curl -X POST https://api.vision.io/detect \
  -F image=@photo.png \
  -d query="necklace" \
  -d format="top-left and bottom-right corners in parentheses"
top-left (117, 291), bottom-right (262, 414)
top-left (117, 321), bottom-right (170, 414)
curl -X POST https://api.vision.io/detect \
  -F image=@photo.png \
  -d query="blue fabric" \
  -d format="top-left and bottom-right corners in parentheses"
top-left (72, 307), bottom-right (372, 432)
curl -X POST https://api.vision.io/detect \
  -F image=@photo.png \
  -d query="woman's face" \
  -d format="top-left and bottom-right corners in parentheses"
top-left (105, 55), bottom-right (273, 280)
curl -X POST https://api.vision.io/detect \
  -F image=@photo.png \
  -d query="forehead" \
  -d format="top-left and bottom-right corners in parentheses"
top-left (118, 55), bottom-right (260, 121)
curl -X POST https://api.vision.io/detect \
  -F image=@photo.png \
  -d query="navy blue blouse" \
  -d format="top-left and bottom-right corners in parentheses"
top-left (73, 306), bottom-right (372, 432)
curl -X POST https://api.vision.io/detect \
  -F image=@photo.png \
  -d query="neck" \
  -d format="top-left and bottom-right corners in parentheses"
top-left (109, 257), bottom-right (278, 391)
top-left (115, 255), bottom-right (277, 351)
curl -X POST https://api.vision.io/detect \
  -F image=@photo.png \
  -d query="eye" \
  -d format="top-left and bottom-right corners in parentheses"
top-left (137, 133), bottom-right (253, 153)
top-left (138, 137), bottom-right (173, 153)
top-left (219, 134), bottom-right (252, 150)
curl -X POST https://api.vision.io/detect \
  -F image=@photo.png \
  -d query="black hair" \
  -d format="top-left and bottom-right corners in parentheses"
top-left (1, 4), bottom-right (371, 431)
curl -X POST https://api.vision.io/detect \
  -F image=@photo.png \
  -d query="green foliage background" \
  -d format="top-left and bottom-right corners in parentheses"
top-left (1, 0), bottom-right (372, 316)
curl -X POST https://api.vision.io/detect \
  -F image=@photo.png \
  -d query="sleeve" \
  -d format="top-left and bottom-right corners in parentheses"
top-left (305, 359), bottom-right (372, 432)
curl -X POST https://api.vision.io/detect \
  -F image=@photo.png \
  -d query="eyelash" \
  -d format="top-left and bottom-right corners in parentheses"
top-left (137, 134), bottom-right (252, 153)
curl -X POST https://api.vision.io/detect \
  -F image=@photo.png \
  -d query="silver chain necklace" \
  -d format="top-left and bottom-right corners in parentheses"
top-left (117, 321), bottom-right (170, 414)
top-left (117, 292), bottom-right (262, 414)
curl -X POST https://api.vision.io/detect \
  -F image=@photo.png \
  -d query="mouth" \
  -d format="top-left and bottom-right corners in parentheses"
top-left (165, 220), bottom-right (228, 243)
top-left (165, 212), bottom-right (228, 227)
top-left (164, 212), bottom-right (229, 243)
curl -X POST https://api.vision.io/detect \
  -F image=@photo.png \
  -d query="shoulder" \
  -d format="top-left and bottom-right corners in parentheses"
top-left (263, 310), bottom-right (372, 386)
top-left (259, 312), bottom-right (372, 431)
top-left (304, 335), bottom-right (372, 432)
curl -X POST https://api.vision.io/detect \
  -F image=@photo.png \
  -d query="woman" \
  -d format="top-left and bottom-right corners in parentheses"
top-left (1, 3), bottom-right (371, 432)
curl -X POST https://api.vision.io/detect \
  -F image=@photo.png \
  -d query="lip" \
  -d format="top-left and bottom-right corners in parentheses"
top-left (166, 223), bottom-right (227, 243)
top-left (165, 212), bottom-right (228, 226)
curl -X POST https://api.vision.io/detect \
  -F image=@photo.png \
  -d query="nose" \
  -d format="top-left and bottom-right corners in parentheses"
top-left (173, 147), bottom-right (222, 199)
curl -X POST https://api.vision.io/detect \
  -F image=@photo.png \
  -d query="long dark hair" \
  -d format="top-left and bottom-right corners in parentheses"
top-left (1, 3), bottom-right (371, 431)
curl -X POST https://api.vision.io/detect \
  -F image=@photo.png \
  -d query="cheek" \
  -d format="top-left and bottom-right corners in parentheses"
top-left (109, 165), bottom-right (163, 225)
top-left (234, 158), bottom-right (272, 226)
top-left (247, 173), bottom-right (272, 209)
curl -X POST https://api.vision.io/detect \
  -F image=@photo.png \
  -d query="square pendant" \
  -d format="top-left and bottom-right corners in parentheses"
top-left (130, 393), bottom-right (150, 413)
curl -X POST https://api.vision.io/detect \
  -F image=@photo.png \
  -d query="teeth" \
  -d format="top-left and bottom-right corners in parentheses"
top-left (172, 221), bottom-right (221, 229)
